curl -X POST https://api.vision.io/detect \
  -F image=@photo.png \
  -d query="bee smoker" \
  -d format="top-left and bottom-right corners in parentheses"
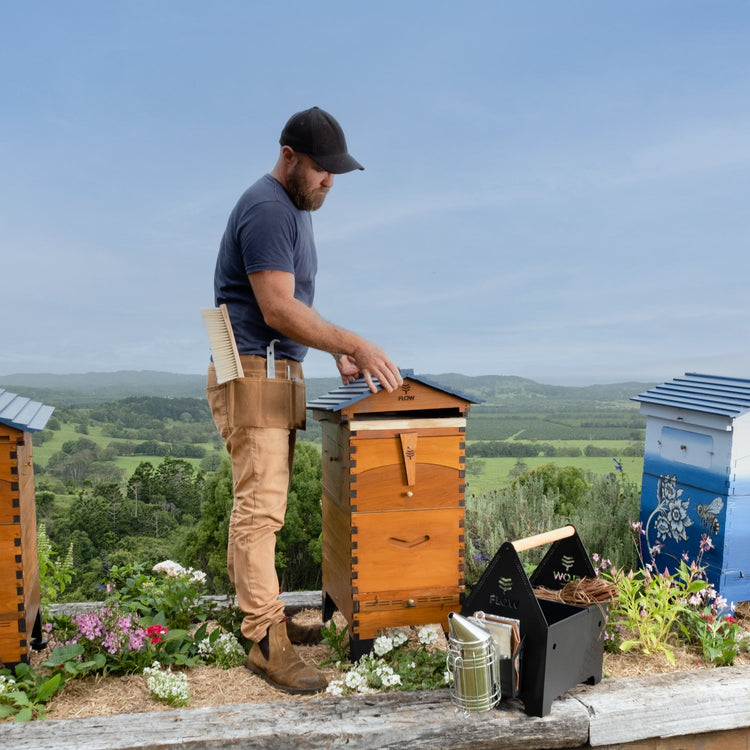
top-left (446, 612), bottom-right (501, 712)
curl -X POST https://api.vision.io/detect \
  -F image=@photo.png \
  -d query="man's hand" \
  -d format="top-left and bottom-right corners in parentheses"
top-left (351, 342), bottom-right (402, 394)
top-left (335, 355), bottom-right (361, 385)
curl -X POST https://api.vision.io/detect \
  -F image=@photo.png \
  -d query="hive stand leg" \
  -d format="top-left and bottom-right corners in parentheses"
top-left (30, 610), bottom-right (47, 651)
top-left (349, 636), bottom-right (374, 662)
top-left (322, 591), bottom-right (336, 622)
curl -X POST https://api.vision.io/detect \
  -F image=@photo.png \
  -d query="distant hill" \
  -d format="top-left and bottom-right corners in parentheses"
top-left (0, 370), bottom-right (656, 409)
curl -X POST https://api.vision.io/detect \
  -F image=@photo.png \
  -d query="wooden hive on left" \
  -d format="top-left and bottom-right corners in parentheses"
top-left (0, 388), bottom-right (54, 667)
top-left (308, 369), bottom-right (479, 658)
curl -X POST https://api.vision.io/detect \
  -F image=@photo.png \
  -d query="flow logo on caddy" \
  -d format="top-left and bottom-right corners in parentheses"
top-left (488, 576), bottom-right (519, 610)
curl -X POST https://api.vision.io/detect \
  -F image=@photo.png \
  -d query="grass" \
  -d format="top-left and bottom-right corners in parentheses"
top-left (33, 423), bottom-right (223, 474)
top-left (465, 453), bottom-right (643, 496)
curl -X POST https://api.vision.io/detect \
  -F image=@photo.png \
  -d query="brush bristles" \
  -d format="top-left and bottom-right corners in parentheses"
top-left (201, 305), bottom-right (244, 383)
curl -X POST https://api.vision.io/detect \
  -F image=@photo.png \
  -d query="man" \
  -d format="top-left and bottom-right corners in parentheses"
top-left (206, 106), bottom-right (402, 695)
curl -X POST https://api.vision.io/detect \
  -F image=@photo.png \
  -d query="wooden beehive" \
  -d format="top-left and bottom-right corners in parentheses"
top-left (308, 370), bottom-right (478, 657)
top-left (0, 388), bottom-right (54, 667)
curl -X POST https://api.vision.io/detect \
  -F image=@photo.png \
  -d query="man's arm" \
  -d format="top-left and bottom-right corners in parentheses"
top-left (249, 269), bottom-right (402, 393)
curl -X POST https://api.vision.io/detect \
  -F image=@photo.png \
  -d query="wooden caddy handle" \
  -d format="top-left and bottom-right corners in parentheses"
top-left (511, 524), bottom-right (576, 553)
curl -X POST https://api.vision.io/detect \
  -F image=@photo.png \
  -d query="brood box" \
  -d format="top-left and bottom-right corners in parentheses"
top-left (308, 370), bottom-right (479, 658)
top-left (0, 388), bottom-right (54, 667)
top-left (632, 373), bottom-right (750, 609)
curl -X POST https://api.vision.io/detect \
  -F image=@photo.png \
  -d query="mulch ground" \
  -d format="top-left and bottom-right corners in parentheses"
top-left (19, 602), bottom-right (750, 721)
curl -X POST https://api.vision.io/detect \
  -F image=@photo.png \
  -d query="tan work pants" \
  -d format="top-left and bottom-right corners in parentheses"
top-left (206, 355), bottom-right (305, 642)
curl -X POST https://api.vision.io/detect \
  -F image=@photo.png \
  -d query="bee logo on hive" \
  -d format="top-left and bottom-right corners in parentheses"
top-left (696, 496), bottom-right (724, 536)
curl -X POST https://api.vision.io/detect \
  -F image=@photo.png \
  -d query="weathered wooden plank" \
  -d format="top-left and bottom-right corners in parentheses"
top-left (49, 591), bottom-right (323, 619)
top-left (569, 665), bottom-right (750, 746)
top-left (0, 690), bottom-right (590, 750)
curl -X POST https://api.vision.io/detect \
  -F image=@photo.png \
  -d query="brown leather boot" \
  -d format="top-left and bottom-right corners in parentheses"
top-left (246, 621), bottom-right (327, 695)
top-left (284, 616), bottom-right (324, 644)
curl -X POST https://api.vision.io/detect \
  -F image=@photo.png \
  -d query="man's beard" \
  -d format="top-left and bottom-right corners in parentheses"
top-left (286, 164), bottom-right (328, 211)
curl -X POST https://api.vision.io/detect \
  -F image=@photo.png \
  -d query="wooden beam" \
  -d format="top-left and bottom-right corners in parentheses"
top-left (1, 667), bottom-right (749, 749)
top-left (0, 691), bottom-right (591, 750)
top-left (569, 665), bottom-right (750, 747)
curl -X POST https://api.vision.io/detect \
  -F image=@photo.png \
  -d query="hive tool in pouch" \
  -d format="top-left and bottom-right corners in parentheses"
top-left (266, 339), bottom-right (280, 378)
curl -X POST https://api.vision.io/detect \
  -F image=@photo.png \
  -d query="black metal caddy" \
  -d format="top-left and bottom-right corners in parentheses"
top-left (461, 525), bottom-right (607, 717)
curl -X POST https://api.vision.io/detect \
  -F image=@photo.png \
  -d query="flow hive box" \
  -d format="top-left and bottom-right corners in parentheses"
top-left (308, 370), bottom-right (478, 658)
top-left (0, 389), bottom-right (53, 667)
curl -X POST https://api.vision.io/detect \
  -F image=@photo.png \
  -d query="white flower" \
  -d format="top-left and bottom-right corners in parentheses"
top-left (418, 627), bottom-right (438, 646)
top-left (187, 567), bottom-right (207, 585)
top-left (152, 560), bottom-right (207, 585)
top-left (382, 672), bottom-right (402, 688)
top-left (373, 635), bottom-right (394, 657)
top-left (391, 630), bottom-right (408, 648)
top-left (0, 674), bottom-right (16, 697)
top-left (143, 662), bottom-right (190, 707)
top-left (152, 560), bottom-right (187, 578)
top-left (344, 669), bottom-right (367, 690)
top-left (326, 681), bottom-right (345, 696)
top-left (212, 632), bottom-right (246, 668)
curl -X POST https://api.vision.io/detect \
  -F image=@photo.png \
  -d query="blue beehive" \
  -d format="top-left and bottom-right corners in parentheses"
top-left (632, 373), bottom-right (750, 609)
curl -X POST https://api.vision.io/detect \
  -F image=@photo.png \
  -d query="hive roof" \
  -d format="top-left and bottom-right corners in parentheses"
top-left (0, 388), bottom-right (55, 432)
top-left (631, 372), bottom-right (750, 419)
top-left (306, 368), bottom-right (480, 412)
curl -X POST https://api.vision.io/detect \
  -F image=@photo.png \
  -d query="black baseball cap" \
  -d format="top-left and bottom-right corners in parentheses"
top-left (280, 106), bottom-right (364, 174)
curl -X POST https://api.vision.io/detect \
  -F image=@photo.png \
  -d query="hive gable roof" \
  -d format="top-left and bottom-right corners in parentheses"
top-left (306, 368), bottom-right (480, 413)
top-left (631, 373), bottom-right (750, 419)
top-left (0, 388), bottom-right (55, 432)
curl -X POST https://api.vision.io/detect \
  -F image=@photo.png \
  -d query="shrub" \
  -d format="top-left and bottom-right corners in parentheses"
top-left (106, 560), bottom-right (214, 630)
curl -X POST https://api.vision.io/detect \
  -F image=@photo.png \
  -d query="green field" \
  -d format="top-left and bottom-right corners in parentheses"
top-left (465, 444), bottom-right (643, 496)
top-left (32, 422), bottom-right (222, 474)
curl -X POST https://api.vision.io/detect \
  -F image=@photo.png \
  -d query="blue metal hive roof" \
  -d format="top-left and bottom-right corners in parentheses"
top-left (306, 368), bottom-right (480, 412)
top-left (631, 373), bottom-right (750, 419)
top-left (0, 388), bottom-right (55, 433)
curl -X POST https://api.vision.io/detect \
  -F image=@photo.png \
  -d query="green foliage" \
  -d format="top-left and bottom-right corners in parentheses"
top-left (512, 463), bottom-right (590, 515)
top-left (681, 609), bottom-right (748, 666)
top-left (326, 628), bottom-right (448, 695)
top-left (569, 462), bottom-right (640, 572)
top-left (466, 460), bottom-right (639, 588)
top-left (465, 473), bottom-right (559, 588)
top-left (37, 524), bottom-right (73, 614)
top-left (602, 529), bottom-right (749, 667)
top-left (320, 619), bottom-right (350, 665)
top-left (40, 573), bottom-right (213, 686)
top-left (0, 664), bottom-right (64, 722)
top-left (604, 560), bottom-right (706, 664)
top-left (196, 628), bottom-right (246, 669)
top-left (106, 561), bottom-right (214, 631)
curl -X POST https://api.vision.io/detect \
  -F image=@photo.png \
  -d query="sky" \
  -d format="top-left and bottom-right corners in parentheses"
top-left (2, 2), bottom-right (749, 386)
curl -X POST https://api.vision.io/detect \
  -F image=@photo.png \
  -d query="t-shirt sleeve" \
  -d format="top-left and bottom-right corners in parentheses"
top-left (237, 201), bottom-right (297, 276)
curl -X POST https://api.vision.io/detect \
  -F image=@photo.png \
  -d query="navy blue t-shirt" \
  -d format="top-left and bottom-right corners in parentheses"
top-left (213, 174), bottom-right (317, 362)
